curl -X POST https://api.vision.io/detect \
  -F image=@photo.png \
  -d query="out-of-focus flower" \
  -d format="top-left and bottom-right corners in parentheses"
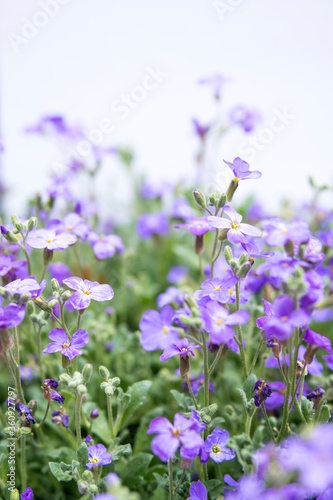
top-left (229, 105), bottom-right (261, 132)
top-left (198, 73), bottom-right (228, 98)
top-left (167, 265), bottom-right (188, 284)
top-left (261, 217), bottom-right (311, 247)
top-left (224, 157), bottom-right (262, 180)
top-left (136, 213), bottom-right (169, 239)
top-left (4, 276), bottom-right (46, 299)
top-left (186, 480), bottom-right (207, 500)
top-left (48, 262), bottom-right (71, 284)
top-left (88, 232), bottom-right (124, 259)
top-left (21, 487), bottom-right (34, 500)
top-left (170, 198), bottom-right (195, 220)
top-left (52, 407), bottom-right (69, 427)
top-left (175, 218), bottom-right (214, 236)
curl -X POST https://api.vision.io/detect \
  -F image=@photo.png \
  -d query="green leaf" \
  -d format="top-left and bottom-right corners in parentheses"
top-left (76, 443), bottom-right (89, 468)
top-left (0, 453), bottom-right (7, 484)
top-left (122, 453), bottom-right (153, 486)
top-left (112, 443), bottom-right (132, 461)
top-left (206, 479), bottom-right (223, 493)
top-left (170, 389), bottom-right (190, 410)
top-left (243, 374), bottom-right (257, 401)
top-left (301, 396), bottom-right (315, 423)
top-left (49, 462), bottom-right (73, 482)
top-left (318, 404), bottom-right (331, 423)
top-left (120, 380), bottom-right (152, 427)
top-left (236, 388), bottom-right (252, 410)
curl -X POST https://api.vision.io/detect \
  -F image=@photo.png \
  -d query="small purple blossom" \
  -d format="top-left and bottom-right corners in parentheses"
top-left (186, 480), bottom-right (207, 500)
top-left (194, 276), bottom-right (238, 303)
top-left (139, 305), bottom-right (179, 351)
top-left (224, 157), bottom-right (262, 180)
top-left (204, 428), bottom-right (235, 463)
top-left (48, 262), bottom-right (71, 284)
top-left (167, 265), bottom-right (188, 284)
top-left (136, 213), bottom-right (169, 239)
top-left (175, 218), bottom-right (214, 236)
top-left (189, 374), bottom-right (216, 397)
top-left (4, 276), bottom-right (46, 299)
top-left (26, 228), bottom-right (77, 250)
top-left (86, 444), bottom-right (112, 469)
top-left (160, 338), bottom-right (201, 361)
top-left (253, 379), bottom-right (273, 407)
top-left (52, 408), bottom-right (69, 427)
top-left (201, 300), bottom-right (250, 345)
top-left (198, 73), bottom-right (228, 98)
top-left (147, 413), bottom-right (203, 462)
top-left (21, 487), bottom-right (34, 500)
top-left (171, 198), bottom-right (195, 220)
top-left (63, 277), bottom-right (114, 310)
top-left (208, 205), bottom-right (262, 245)
top-left (301, 237), bottom-right (325, 264)
top-left (43, 378), bottom-right (65, 404)
top-left (229, 105), bottom-right (261, 132)
top-left (17, 403), bottom-right (36, 425)
top-left (43, 328), bottom-right (89, 360)
top-left (261, 217), bottom-right (311, 247)
top-left (88, 232), bottom-right (124, 259)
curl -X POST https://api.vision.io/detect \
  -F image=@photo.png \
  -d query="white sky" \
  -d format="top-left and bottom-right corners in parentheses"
top-left (1, 0), bottom-right (333, 215)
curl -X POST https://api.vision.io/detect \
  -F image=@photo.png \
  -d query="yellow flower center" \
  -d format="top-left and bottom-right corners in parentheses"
top-left (281, 316), bottom-right (288, 321)
top-left (82, 288), bottom-right (90, 295)
top-left (231, 222), bottom-right (239, 229)
top-left (234, 177), bottom-right (239, 182)
top-left (46, 238), bottom-right (54, 243)
top-left (213, 286), bottom-right (221, 291)
top-left (90, 457), bottom-right (99, 464)
top-left (212, 444), bottom-right (221, 454)
top-left (62, 342), bottom-right (70, 348)
top-left (66, 225), bottom-right (72, 231)
top-left (281, 228), bottom-right (288, 233)
top-left (172, 427), bottom-right (181, 437)
top-left (216, 318), bottom-right (224, 325)
top-left (162, 326), bottom-right (169, 334)
top-left (181, 347), bottom-right (187, 352)
top-left (228, 288), bottom-right (234, 295)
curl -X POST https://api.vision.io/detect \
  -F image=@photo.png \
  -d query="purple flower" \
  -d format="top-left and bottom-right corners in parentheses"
top-left (192, 119), bottom-right (211, 141)
top-left (86, 444), bottom-right (112, 469)
top-left (253, 379), bottom-right (273, 407)
top-left (88, 232), bottom-right (124, 260)
top-left (147, 413), bottom-right (203, 462)
top-left (229, 105), bottom-right (261, 133)
top-left (224, 157), bottom-right (262, 180)
top-left (208, 205), bottom-right (262, 245)
top-left (301, 237), bottom-right (325, 264)
top-left (160, 338), bottom-right (201, 361)
top-left (90, 408), bottom-right (99, 419)
top-left (63, 277), bottom-right (114, 310)
top-left (170, 198), bottom-right (195, 220)
top-left (52, 408), bottom-right (69, 427)
top-left (175, 218), bottom-right (214, 236)
top-left (204, 428), bottom-right (235, 463)
top-left (4, 276), bottom-right (46, 299)
top-left (157, 286), bottom-right (184, 308)
top-left (186, 480), bottom-right (207, 500)
top-left (86, 435), bottom-right (92, 444)
top-left (48, 262), bottom-right (71, 284)
top-left (198, 73), bottom-right (228, 98)
top-left (21, 487), bottom-right (34, 500)
top-left (257, 296), bottom-right (309, 341)
top-left (140, 179), bottom-right (171, 198)
top-left (261, 217), bottom-right (311, 247)
top-left (26, 228), bottom-right (77, 250)
top-left (17, 403), bottom-right (36, 425)
top-left (189, 374), bottom-right (216, 397)
top-left (306, 385), bottom-right (325, 409)
top-left (167, 266), bottom-right (188, 284)
top-left (194, 276), bottom-right (238, 303)
top-left (43, 328), bottom-right (89, 360)
top-left (201, 301), bottom-right (250, 345)
top-left (139, 305), bottom-right (179, 351)
top-left (47, 213), bottom-right (91, 240)
top-left (136, 213), bottom-right (169, 239)
top-left (304, 328), bottom-right (332, 354)
top-left (43, 379), bottom-right (65, 404)
top-left (0, 304), bottom-right (26, 327)
top-left (323, 353), bottom-right (333, 371)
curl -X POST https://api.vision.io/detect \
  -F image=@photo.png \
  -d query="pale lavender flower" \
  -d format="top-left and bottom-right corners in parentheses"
top-left (224, 157), bottom-right (262, 180)
top-left (43, 328), bottom-right (89, 360)
top-left (204, 428), bottom-right (235, 463)
top-left (63, 277), bottom-right (114, 310)
top-left (139, 305), bottom-right (179, 351)
top-left (208, 205), bottom-right (262, 245)
top-left (86, 444), bottom-right (112, 469)
top-left (26, 229), bottom-right (77, 250)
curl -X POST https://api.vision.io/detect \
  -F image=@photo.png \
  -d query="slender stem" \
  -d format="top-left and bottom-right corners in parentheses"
top-left (13, 327), bottom-right (20, 364)
top-left (18, 242), bottom-right (32, 275)
top-left (59, 301), bottom-right (71, 338)
top-left (168, 459), bottom-right (174, 500)
top-left (0, 406), bottom-right (6, 427)
top-left (77, 311), bottom-right (82, 330)
top-left (289, 363), bottom-right (307, 411)
top-left (21, 435), bottom-right (27, 490)
top-left (198, 254), bottom-right (204, 280)
top-left (174, 468), bottom-right (186, 493)
top-left (249, 335), bottom-right (265, 375)
top-left (40, 263), bottom-right (47, 282)
top-left (235, 281), bottom-right (248, 379)
top-left (185, 374), bottom-right (200, 410)
top-left (199, 330), bottom-right (209, 409)
top-left (37, 402), bottom-right (50, 428)
top-left (278, 357), bottom-right (288, 386)
top-left (35, 325), bottom-right (45, 382)
top-left (75, 392), bottom-right (82, 445)
top-left (209, 344), bottom-right (224, 375)
top-left (73, 356), bottom-right (78, 373)
top-left (276, 337), bottom-right (294, 443)
top-left (245, 405), bottom-right (257, 436)
top-left (107, 395), bottom-right (115, 440)
top-left (210, 229), bottom-right (219, 278)
top-left (261, 403), bottom-right (276, 443)
top-left (4, 352), bottom-right (16, 385)
top-left (8, 350), bottom-right (26, 403)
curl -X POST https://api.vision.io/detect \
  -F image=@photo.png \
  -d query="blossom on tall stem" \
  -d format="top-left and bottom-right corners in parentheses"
top-left (203, 428), bottom-right (235, 463)
top-left (139, 305), bottom-right (179, 351)
top-left (201, 300), bottom-right (250, 345)
top-left (43, 328), bottom-right (89, 360)
top-left (224, 157), bottom-right (262, 181)
top-left (160, 338), bottom-right (201, 361)
top-left (86, 444), bottom-right (112, 469)
top-left (261, 217), bottom-right (311, 247)
top-left (26, 228), bottom-right (77, 250)
top-left (208, 205), bottom-right (262, 245)
top-left (63, 277), bottom-right (114, 310)
top-left (88, 232), bottom-right (124, 260)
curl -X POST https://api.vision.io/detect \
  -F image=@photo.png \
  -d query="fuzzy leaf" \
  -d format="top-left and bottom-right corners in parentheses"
top-left (120, 380), bottom-right (152, 426)
top-left (76, 443), bottom-right (89, 468)
top-left (122, 453), bottom-right (153, 486)
top-left (49, 462), bottom-right (72, 482)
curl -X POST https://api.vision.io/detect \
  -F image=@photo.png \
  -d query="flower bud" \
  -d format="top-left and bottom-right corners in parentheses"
top-left (20, 292), bottom-right (32, 304)
top-left (9, 489), bottom-right (20, 500)
top-left (217, 193), bottom-right (227, 209)
top-left (238, 262), bottom-right (251, 278)
top-left (193, 189), bottom-right (206, 209)
top-left (59, 373), bottom-right (72, 384)
top-left (43, 248), bottom-right (54, 265)
top-left (0, 287), bottom-right (7, 298)
top-left (20, 427), bottom-right (32, 435)
top-left (77, 384), bottom-right (87, 394)
top-left (284, 240), bottom-right (294, 257)
top-left (61, 290), bottom-right (72, 301)
top-left (89, 485), bottom-right (98, 495)
top-left (26, 217), bottom-right (37, 232)
top-left (78, 481), bottom-right (88, 494)
top-left (195, 235), bottom-right (204, 255)
top-left (34, 296), bottom-right (51, 312)
top-left (1, 227), bottom-right (18, 243)
top-left (11, 214), bottom-right (23, 232)
top-left (202, 414), bottom-right (212, 424)
top-left (99, 365), bottom-right (110, 381)
top-left (28, 400), bottom-right (38, 415)
top-left (218, 229), bottom-right (228, 241)
top-left (82, 470), bottom-right (93, 481)
top-left (229, 259), bottom-right (239, 271)
top-left (62, 355), bottom-right (71, 370)
top-left (105, 386), bottom-right (114, 396)
top-left (90, 408), bottom-right (99, 419)
top-left (239, 252), bottom-right (248, 266)
top-left (226, 178), bottom-right (239, 202)
top-left (82, 363), bottom-right (93, 383)
top-left (48, 299), bottom-right (58, 308)
top-left (180, 459), bottom-right (192, 469)
top-left (179, 354), bottom-right (190, 376)
top-left (51, 278), bottom-right (60, 292)
top-left (304, 345), bottom-right (318, 365)
top-left (26, 301), bottom-right (35, 316)
top-left (178, 315), bottom-right (192, 325)
top-left (208, 191), bottom-right (219, 206)
top-left (224, 245), bottom-right (233, 264)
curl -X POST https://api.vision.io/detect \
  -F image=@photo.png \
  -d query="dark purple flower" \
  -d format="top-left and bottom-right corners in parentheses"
top-left (192, 119), bottom-right (211, 141)
top-left (21, 487), bottom-right (34, 500)
top-left (208, 206), bottom-right (262, 245)
top-left (43, 379), bottom-right (65, 404)
top-left (201, 301), bottom-right (250, 345)
top-left (204, 428), bottom-right (235, 463)
top-left (261, 217), bottom-right (311, 247)
top-left (257, 296), bottom-right (309, 341)
top-left (43, 328), bottom-right (89, 360)
top-left (17, 403), bottom-right (36, 424)
top-left (306, 385), bottom-right (325, 409)
top-left (224, 157), bottom-right (262, 180)
top-left (86, 444), bottom-right (112, 469)
top-left (160, 338), bottom-right (201, 361)
top-left (229, 105), bottom-right (261, 132)
top-left (304, 328), bottom-right (332, 354)
top-left (63, 277), bottom-right (114, 310)
top-left (186, 480), bottom-right (207, 500)
top-left (52, 408), bottom-right (69, 427)
top-left (26, 229), bottom-right (77, 250)
top-left (253, 379), bottom-right (272, 407)
top-left (194, 276), bottom-right (238, 303)
top-left (90, 408), bottom-right (99, 419)
top-left (88, 232), bottom-right (124, 259)
top-left (147, 413), bottom-right (203, 462)
top-left (175, 218), bottom-right (214, 236)
top-left (136, 213), bottom-right (169, 239)
top-left (85, 435), bottom-right (92, 444)
top-left (139, 305), bottom-right (179, 351)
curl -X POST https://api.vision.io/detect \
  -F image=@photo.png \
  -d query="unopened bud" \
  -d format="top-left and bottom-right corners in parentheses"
top-left (239, 252), bottom-right (248, 265)
top-left (77, 384), bottom-right (87, 394)
top-left (304, 345), bottom-right (318, 365)
top-left (226, 178), bottom-right (239, 202)
top-left (82, 363), bottom-right (93, 383)
top-left (238, 262), bottom-right (251, 278)
top-left (193, 189), bottom-right (206, 209)
top-left (11, 214), bottom-right (23, 232)
top-left (179, 354), bottom-right (190, 376)
top-left (284, 240), bottom-right (294, 257)
top-left (62, 355), bottom-right (71, 370)
top-left (208, 191), bottom-right (219, 206)
top-left (9, 489), bottom-right (20, 500)
top-left (51, 278), bottom-right (60, 292)
top-left (28, 400), bottom-right (38, 415)
top-left (195, 234), bottom-right (204, 255)
top-left (82, 470), bottom-right (93, 481)
top-left (90, 408), bottom-right (99, 419)
top-left (61, 290), bottom-right (72, 301)
top-left (229, 259), bottom-right (239, 271)
top-left (1, 226), bottom-right (18, 243)
top-left (217, 193), bottom-right (227, 209)
top-left (21, 292), bottom-right (32, 304)
top-left (48, 299), bottom-right (58, 308)
top-left (99, 366), bottom-right (110, 381)
top-left (218, 229), bottom-right (228, 241)
top-left (26, 217), bottom-right (37, 232)
top-left (43, 248), bottom-right (54, 265)
top-left (26, 301), bottom-right (35, 316)
top-left (224, 246), bottom-right (233, 264)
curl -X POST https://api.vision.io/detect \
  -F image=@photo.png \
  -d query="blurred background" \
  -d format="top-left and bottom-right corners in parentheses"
top-left (1, 0), bottom-right (333, 214)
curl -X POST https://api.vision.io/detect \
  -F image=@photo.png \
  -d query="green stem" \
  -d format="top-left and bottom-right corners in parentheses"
top-left (107, 395), bottom-right (115, 440)
top-left (75, 392), bottom-right (82, 445)
top-left (199, 330), bottom-right (210, 409)
top-left (276, 337), bottom-right (294, 443)
top-left (185, 374), bottom-right (200, 410)
top-left (235, 281), bottom-right (248, 379)
top-left (37, 402), bottom-right (50, 428)
top-left (35, 325), bottom-right (45, 382)
top-left (209, 344), bottom-right (224, 375)
top-left (40, 263), bottom-right (47, 282)
top-left (18, 242), bottom-right (32, 275)
top-left (198, 254), bottom-right (204, 280)
top-left (21, 435), bottom-right (27, 490)
top-left (168, 459), bottom-right (174, 500)
top-left (248, 334), bottom-right (265, 375)
top-left (174, 468), bottom-right (186, 493)
top-left (0, 407), bottom-right (6, 428)
top-left (289, 363), bottom-right (307, 412)
top-left (245, 405), bottom-right (257, 436)
top-left (210, 229), bottom-right (219, 278)
top-left (13, 327), bottom-right (20, 364)
top-left (8, 350), bottom-right (26, 403)
top-left (261, 403), bottom-right (276, 442)
top-left (278, 357), bottom-right (288, 387)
